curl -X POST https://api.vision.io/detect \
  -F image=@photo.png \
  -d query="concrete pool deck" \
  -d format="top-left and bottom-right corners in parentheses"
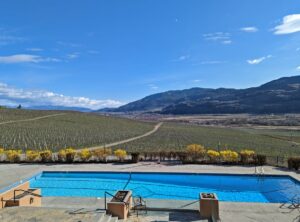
top-left (0, 162), bottom-right (299, 221)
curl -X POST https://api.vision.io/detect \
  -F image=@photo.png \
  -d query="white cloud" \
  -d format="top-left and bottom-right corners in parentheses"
top-left (247, 55), bottom-right (272, 65)
top-left (297, 66), bottom-right (300, 70)
top-left (0, 83), bottom-right (123, 110)
top-left (240, 27), bottom-right (258, 33)
top-left (274, 14), bottom-right (300, 35)
top-left (193, 79), bottom-right (201, 83)
top-left (0, 54), bottom-right (60, 64)
top-left (203, 32), bottom-right (232, 44)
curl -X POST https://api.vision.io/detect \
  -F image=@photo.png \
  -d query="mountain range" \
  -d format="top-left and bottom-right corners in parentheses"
top-left (101, 76), bottom-right (300, 114)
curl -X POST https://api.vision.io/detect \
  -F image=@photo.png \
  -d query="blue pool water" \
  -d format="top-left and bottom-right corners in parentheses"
top-left (29, 171), bottom-right (300, 203)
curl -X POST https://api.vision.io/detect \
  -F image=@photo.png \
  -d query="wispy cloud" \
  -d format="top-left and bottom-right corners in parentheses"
top-left (148, 84), bottom-right (159, 90)
top-left (200, 60), bottom-right (226, 65)
top-left (240, 26), bottom-right (258, 33)
top-left (193, 79), bottom-right (201, 83)
top-left (57, 41), bottom-right (82, 48)
top-left (203, 32), bottom-right (232, 44)
top-left (26, 48), bottom-right (43, 52)
top-left (297, 66), bottom-right (300, 70)
top-left (0, 54), bottom-right (60, 64)
top-left (87, 50), bottom-right (99, 54)
top-left (0, 28), bottom-right (25, 46)
top-left (247, 55), bottom-right (272, 65)
top-left (0, 83), bottom-right (123, 109)
top-left (66, 52), bottom-right (80, 59)
top-left (274, 14), bottom-right (300, 35)
top-left (178, 55), bottom-right (190, 61)
top-left (173, 55), bottom-right (190, 62)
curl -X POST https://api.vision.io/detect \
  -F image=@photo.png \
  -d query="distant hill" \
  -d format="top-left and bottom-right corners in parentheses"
top-left (100, 76), bottom-right (300, 114)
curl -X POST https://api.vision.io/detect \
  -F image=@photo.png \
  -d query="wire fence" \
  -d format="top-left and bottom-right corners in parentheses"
top-left (265, 155), bottom-right (288, 168)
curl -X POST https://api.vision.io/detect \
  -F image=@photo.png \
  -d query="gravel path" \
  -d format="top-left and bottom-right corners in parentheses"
top-left (0, 113), bottom-right (66, 125)
top-left (83, 122), bottom-right (163, 151)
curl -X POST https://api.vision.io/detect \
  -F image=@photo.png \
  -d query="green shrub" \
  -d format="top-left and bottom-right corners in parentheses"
top-left (176, 151), bottom-right (188, 162)
top-left (254, 154), bottom-right (266, 166)
top-left (131, 152), bottom-right (140, 163)
top-left (288, 157), bottom-right (300, 171)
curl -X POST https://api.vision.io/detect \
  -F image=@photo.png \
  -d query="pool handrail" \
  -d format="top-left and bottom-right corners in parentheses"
top-left (13, 189), bottom-right (42, 202)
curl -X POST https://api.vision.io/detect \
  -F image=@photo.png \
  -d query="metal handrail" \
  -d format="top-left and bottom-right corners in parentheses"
top-left (13, 189), bottom-right (42, 202)
top-left (104, 191), bottom-right (130, 211)
top-left (123, 172), bottom-right (132, 190)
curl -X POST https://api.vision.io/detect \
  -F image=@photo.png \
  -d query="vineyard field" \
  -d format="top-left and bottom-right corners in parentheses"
top-left (0, 109), bottom-right (155, 151)
top-left (117, 123), bottom-right (300, 156)
top-left (0, 109), bottom-right (60, 122)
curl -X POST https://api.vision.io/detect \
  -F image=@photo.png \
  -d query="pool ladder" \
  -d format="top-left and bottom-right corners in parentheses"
top-left (255, 166), bottom-right (265, 175)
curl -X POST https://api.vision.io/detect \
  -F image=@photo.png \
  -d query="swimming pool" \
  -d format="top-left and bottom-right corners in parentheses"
top-left (29, 171), bottom-right (300, 203)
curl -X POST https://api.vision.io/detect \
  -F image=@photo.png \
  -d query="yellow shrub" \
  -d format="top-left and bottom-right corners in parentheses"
top-left (186, 144), bottom-right (206, 161)
top-left (65, 148), bottom-right (76, 162)
top-left (220, 150), bottom-right (239, 162)
top-left (114, 149), bottom-right (127, 161)
top-left (58, 149), bottom-right (66, 161)
top-left (207, 150), bottom-right (220, 161)
top-left (26, 150), bottom-right (40, 162)
top-left (240, 149), bottom-right (255, 164)
top-left (5, 149), bottom-right (22, 162)
top-left (39, 150), bottom-right (52, 162)
top-left (65, 148), bottom-right (76, 157)
top-left (77, 148), bottom-right (92, 161)
top-left (240, 149), bottom-right (255, 156)
top-left (57, 148), bottom-right (76, 162)
top-left (0, 148), bottom-right (4, 155)
top-left (92, 148), bottom-right (112, 161)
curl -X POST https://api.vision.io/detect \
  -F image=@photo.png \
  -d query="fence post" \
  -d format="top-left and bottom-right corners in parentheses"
top-left (104, 192), bottom-right (106, 211)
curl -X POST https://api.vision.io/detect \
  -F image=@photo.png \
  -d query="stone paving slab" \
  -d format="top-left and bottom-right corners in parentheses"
top-left (0, 207), bottom-right (103, 222)
top-left (41, 197), bottom-right (300, 222)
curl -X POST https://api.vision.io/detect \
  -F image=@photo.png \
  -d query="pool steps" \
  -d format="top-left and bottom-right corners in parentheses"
top-left (99, 214), bottom-right (119, 222)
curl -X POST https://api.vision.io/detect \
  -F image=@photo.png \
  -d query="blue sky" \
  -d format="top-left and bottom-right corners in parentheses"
top-left (0, 0), bottom-right (300, 109)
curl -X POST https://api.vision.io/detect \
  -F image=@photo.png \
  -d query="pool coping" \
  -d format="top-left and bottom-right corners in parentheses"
top-left (40, 170), bottom-right (300, 184)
